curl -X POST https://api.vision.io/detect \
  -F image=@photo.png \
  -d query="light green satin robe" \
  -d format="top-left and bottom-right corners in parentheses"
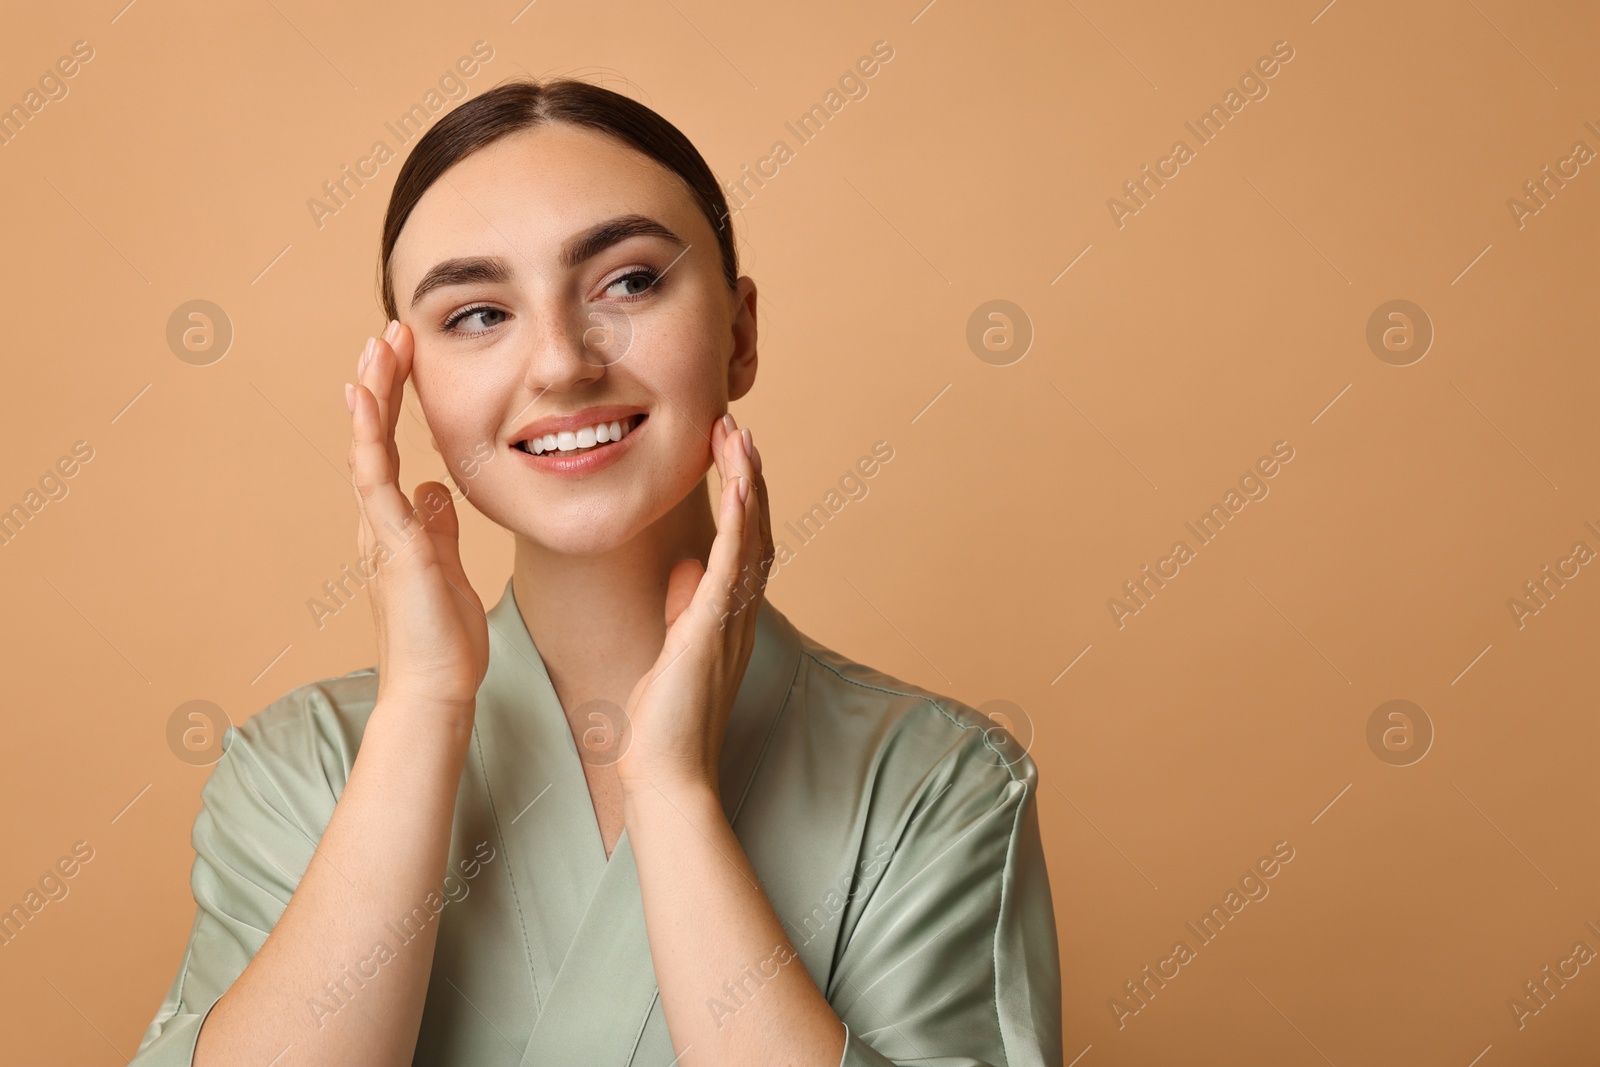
top-left (131, 577), bottom-right (1062, 1066)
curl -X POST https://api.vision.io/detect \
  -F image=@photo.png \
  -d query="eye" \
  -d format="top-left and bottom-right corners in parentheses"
top-left (603, 268), bottom-right (661, 301)
top-left (441, 304), bottom-right (507, 334)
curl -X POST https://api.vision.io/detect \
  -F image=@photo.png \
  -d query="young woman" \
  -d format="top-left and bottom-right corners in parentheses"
top-left (131, 78), bottom-right (1062, 1067)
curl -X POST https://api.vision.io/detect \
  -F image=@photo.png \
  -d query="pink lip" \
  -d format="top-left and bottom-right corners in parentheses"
top-left (510, 404), bottom-right (649, 444)
top-left (511, 413), bottom-right (647, 477)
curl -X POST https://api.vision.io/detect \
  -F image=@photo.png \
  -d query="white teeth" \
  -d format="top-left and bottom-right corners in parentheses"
top-left (526, 415), bottom-right (639, 455)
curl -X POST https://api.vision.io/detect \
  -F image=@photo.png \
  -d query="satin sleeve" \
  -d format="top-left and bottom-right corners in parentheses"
top-left (828, 715), bottom-right (1063, 1067)
top-left (128, 684), bottom-right (353, 1065)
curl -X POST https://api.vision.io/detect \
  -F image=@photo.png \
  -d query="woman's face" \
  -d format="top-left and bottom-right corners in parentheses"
top-left (388, 122), bottom-right (756, 555)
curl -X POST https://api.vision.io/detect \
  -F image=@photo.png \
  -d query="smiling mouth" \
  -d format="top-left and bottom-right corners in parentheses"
top-left (515, 413), bottom-right (647, 457)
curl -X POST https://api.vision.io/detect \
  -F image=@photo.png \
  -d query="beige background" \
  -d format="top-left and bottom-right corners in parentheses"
top-left (1, 1), bottom-right (1596, 1063)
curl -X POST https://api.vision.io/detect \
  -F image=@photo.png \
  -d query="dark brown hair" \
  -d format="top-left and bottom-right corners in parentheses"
top-left (377, 77), bottom-right (739, 322)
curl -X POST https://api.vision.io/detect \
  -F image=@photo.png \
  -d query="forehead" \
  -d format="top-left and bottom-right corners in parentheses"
top-left (390, 122), bottom-right (705, 289)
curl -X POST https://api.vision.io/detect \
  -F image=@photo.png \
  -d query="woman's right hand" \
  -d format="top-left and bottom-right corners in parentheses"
top-left (345, 320), bottom-right (490, 718)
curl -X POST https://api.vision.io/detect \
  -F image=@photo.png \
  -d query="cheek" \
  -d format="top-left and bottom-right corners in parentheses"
top-left (632, 360), bottom-right (723, 476)
top-left (651, 407), bottom-right (714, 482)
top-left (409, 357), bottom-right (504, 466)
top-left (628, 300), bottom-right (728, 409)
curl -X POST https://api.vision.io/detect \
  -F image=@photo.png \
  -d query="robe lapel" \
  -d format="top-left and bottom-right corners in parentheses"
top-left (412, 581), bottom-right (600, 1063)
top-left (470, 579), bottom-right (609, 1018)
top-left (462, 577), bottom-right (802, 1065)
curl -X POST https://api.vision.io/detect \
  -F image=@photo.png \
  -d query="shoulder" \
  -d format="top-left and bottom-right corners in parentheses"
top-left (180, 667), bottom-right (380, 919)
top-left (203, 665), bottom-right (381, 811)
top-left (791, 629), bottom-right (1039, 800)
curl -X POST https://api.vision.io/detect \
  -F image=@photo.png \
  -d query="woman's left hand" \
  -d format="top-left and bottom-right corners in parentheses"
top-left (615, 412), bottom-right (773, 797)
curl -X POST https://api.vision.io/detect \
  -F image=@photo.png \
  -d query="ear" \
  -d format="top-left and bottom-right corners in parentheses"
top-left (727, 276), bottom-right (758, 403)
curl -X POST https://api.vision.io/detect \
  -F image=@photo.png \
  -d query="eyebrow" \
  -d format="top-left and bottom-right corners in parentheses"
top-left (408, 213), bottom-right (687, 310)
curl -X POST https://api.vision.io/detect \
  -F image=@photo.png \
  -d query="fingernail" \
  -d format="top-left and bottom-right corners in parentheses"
top-left (383, 319), bottom-right (400, 343)
top-left (358, 337), bottom-right (376, 378)
top-left (344, 382), bottom-right (355, 412)
top-left (740, 427), bottom-right (752, 460)
top-left (737, 476), bottom-right (750, 503)
top-left (722, 413), bottom-right (737, 436)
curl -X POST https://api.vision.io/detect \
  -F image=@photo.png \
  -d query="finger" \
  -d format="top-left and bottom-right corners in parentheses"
top-left (414, 479), bottom-right (476, 606)
top-left (728, 417), bottom-right (746, 481)
top-left (382, 321), bottom-right (414, 448)
top-left (348, 378), bottom-right (424, 556)
top-left (710, 412), bottom-right (730, 481)
top-left (346, 384), bottom-right (375, 544)
top-left (663, 557), bottom-right (704, 629)
top-left (356, 336), bottom-right (386, 437)
top-left (731, 426), bottom-right (770, 612)
top-left (348, 384), bottom-right (380, 559)
top-left (715, 413), bottom-right (745, 501)
top-left (360, 334), bottom-right (402, 479)
top-left (353, 337), bottom-right (392, 491)
top-left (746, 433), bottom-right (775, 587)
top-left (413, 480), bottom-right (458, 538)
top-left (717, 423), bottom-right (755, 529)
top-left (693, 471), bottom-right (750, 632)
top-left (713, 422), bottom-right (761, 614)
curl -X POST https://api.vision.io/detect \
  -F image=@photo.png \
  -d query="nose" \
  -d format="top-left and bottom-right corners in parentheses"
top-left (521, 298), bottom-right (635, 393)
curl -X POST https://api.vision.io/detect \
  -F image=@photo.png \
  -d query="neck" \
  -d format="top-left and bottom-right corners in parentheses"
top-left (510, 478), bottom-right (719, 713)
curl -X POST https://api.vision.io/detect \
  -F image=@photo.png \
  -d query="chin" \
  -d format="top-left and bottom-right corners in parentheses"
top-left (530, 523), bottom-right (638, 557)
top-left (505, 496), bottom-right (657, 557)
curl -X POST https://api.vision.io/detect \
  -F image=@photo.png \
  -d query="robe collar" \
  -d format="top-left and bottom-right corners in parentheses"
top-left (468, 575), bottom-right (803, 1062)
